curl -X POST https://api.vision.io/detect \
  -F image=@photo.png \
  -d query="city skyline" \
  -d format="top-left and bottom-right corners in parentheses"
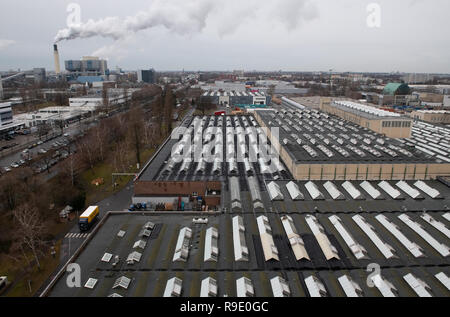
top-left (0, 0), bottom-right (449, 73)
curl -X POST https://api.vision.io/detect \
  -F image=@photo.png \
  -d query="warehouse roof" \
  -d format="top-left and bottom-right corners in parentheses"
top-left (254, 109), bottom-right (434, 164)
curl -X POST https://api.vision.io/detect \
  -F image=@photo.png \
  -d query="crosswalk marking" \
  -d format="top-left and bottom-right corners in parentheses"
top-left (65, 232), bottom-right (89, 239)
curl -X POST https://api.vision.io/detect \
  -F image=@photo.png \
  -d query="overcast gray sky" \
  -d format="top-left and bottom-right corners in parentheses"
top-left (0, 0), bottom-right (449, 73)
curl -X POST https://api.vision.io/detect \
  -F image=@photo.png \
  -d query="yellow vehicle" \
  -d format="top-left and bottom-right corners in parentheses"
top-left (78, 206), bottom-right (99, 231)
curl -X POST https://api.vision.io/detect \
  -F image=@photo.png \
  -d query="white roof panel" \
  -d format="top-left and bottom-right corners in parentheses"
top-left (236, 277), bottom-right (254, 297)
top-left (280, 215), bottom-right (310, 261)
top-left (285, 181), bottom-right (304, 200)
top-left (173, 227), bottom-right (192, 262)
top-left (267, 181), bottom-right (284, 201)
top-left (414, 181), bottom-right (441, 199)
top-left (378, 181), bottom-right (402, 199)
top-left (305, 215), bottom-right (340, 260)
top-left (323, 181), bottom-right (345, 200)
top-left (257, 216), bottom-right (280, 261)
top-left (435, 272), bottom-right (450, 291)
top-left (403, 273), bottom-right (432, 297)
top-left (398, 214), bottom-right (450, 257)
top-left (200, 277), bottom-right (218, 297)
top-left (305, 181), bottom-right (325, 200)
top-left (352, 215), bottom-right (396, 259)
top-left (112, 276), bottom-right (131, 290)
top-left (229, 177), bottom-right (242, 211)
top-left (338, 275), bottom-right (363, 297)
top-left (270, 276), bottom-right (291, 297)
top-left (126, 251), bottom-right (142, 264)
top-left (369, 274), bottom-right (398, 297)
top-left (232, 216), bottom-right (249, 262)
top-left (204, 227), bottom-right (219, 262)
top-left (360, 181), bottom-right (383, 200)
top-left (375, 214), bottom-right (424, 258)
top-left (84, 278), bottom-right (98, 289)
top-left (443, 213), bottom-right (450, 222)
top-left (329, 215), bottom-right (367, 260)
top-left (164, 277), bottom-right (183, 297)
top-left (101, 253), bottom-right (113, 263)
top-left (421, 214), bottom-right (450, 239)
top-left (342, 181), bottom-right (364, 200)
top-left (304, 275), bottom-right (327, 297)
top-left (133, 240), bottom-right (147, 250)
top-left (396, 181), bottom-right (422, 199)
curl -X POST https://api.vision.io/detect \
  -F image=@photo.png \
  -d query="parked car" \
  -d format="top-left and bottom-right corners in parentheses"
top-left (37, 141), bottom-right (43, 145)
top-left (19, 160), bottom-right (26, 165)
top-left (39, 149), bottom-right (47, 154)
top-left (10, 163), bottom-right (19, 168)
top-left (3, 167), bottom-right (11, 173)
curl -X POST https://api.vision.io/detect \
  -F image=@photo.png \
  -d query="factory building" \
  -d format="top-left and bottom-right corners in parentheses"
top-left (14, 106), bottom-right (96, 128)
top-left (254, 100), bottom-right (450, 181)
top-left (201, 90), bottom-right (271, 107)
top-left (137, 69), bottom-right (156, 84)
top-left (319, 98), bottom-right (413, 138)
top-left (411, 110), bottom-right (450, 125)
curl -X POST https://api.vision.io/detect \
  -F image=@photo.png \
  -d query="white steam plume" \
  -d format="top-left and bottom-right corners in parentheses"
top-left (55, 0), bottom-right (214, 43)
top-left (54, 0), bottom-right (318, 43)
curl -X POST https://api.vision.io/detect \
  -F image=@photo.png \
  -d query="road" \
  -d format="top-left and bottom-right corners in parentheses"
top-left (0, 120), bottom-right (92, 169)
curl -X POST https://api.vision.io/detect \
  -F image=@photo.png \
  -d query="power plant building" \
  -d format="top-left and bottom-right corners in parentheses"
top-left (65, 56), bottom-right (108, 81)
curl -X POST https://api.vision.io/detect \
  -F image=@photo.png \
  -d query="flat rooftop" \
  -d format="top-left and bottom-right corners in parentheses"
top-left (46, 177), bottom-right (450, 297)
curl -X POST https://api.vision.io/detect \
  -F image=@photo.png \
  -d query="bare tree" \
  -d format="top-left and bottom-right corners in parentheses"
top-left (13, 204), bottom-right (46, 270)
top-left (164, 85), bottom-right (174, 134)
top-left (102, 86), bottom-right (109, 115)
top-left (0, 173), bottom-right (21, 211)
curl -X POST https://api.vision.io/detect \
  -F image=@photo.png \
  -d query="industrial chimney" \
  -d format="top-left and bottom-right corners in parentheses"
top-left (53, 44), bottom-right (61, 75)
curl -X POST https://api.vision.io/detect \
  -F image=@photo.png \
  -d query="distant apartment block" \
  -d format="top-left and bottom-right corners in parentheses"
top-left (137, 69), bottom-right (156, 84)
